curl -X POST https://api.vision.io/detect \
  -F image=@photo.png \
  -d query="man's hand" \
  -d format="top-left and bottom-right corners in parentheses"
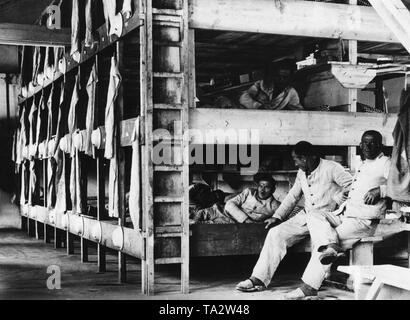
top-left (364, 187), bottom-right (381, 205)
top-left (265, 217), bottom-right (281, 230)
top-left (334, 190), bottom-right (349, 205)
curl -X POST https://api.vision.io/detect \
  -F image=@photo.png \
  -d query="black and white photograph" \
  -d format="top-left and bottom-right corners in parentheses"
top-left (0, 0), bottom-right (410, 310)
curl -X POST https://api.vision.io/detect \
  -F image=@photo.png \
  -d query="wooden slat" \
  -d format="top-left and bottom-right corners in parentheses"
top-left (155, 257), bottom-right (182, 264)
top-left (189, 109), bottom-right (397, 146)
top-left (117, 41), bottom-right (127, 284)
top-left (189, 0), bottom-right (398, 43)
top-left (154, 103), bottom-right (183, 109)
top-left (348, 0), bottom-right (359, 173)
top-left (180, 0), bottom-right (190, 295)
top-left (154, 196), bottom-right (183, 203)
top-left (0, 23), bottom-right (70, 46)
top-left (153, 72), bottom-right (183, 78)
top-left (154, 165), bottom-right (183, 171)
top-left (142, 0), bottom-right (156, 296)
top-left (368, 0), bottom-right (410, 53)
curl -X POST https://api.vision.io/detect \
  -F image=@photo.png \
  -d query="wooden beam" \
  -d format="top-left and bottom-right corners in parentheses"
top-left (0, 23), bottom-right (70, 46)
top-left (368, 0), bottom-right (410, 54)
top-left (347, 0), bottom-right (358, 172)
top-left (189, 0), bottom-right (399, 43)
top-left (189, 109), bottom-right (397, 146)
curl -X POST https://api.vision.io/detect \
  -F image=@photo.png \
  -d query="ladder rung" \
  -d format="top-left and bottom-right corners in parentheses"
top-left (155, 232), bottom-right (182, 238)
top-left (156, 226), bottom-right (182, 234)
top-left (153, 40), bottom-right (182, 47)
top-left (154, 103), bottom-right (183, 110)
top-left (153, 72), bottom-right (183, 78)
top-left (154, 165), bottom-right (183, 172)
top-left (154, 196), bottom-right (183, 203)
top-left (153, 14), bottom-right (182, 25)
top-left (152, 134), bottom-right (183, 142)
top-left (152, 8), bottom-right (183, 16)
top-left (153, 20), bottom-right (180, 28)
top-left (155, 257), bottom-right (182, 265)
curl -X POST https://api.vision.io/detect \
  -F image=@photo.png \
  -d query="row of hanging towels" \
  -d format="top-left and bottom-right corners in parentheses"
top-left (12, 0), bottom-right (141, 230)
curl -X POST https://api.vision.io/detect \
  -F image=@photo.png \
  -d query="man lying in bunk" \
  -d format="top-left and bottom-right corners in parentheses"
top-left (236, 141), bottom-right (353, 294)
top-left (239, 60), bottom-right (304, 110)
top-left (189, 173), bottom-right (281, 224)
top-left (284, 130), bottom-right (391, 300)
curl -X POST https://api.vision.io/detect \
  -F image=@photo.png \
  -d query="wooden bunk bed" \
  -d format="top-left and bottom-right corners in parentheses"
top-left (12, 0), bottom-right (410, 296)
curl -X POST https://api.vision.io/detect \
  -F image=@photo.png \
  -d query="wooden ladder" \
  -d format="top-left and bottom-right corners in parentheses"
top-left (140, 0), bottom-right (190, 295)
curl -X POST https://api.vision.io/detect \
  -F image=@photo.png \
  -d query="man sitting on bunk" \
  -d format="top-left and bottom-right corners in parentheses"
top-left (236, 141), bottom-right (353, 294)
top-left (239, 59), bottom-right (304, 110)
top-left (190, 172), bottom-right (281, 224)
top-left (285, 130), bottom-right (391, 300)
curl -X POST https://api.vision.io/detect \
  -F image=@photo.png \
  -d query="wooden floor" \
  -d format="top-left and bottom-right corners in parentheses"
top-left (0, 229), bottom-right (357, 300)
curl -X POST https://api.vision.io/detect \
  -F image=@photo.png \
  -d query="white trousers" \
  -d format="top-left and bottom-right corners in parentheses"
top-left (251, 210), bottom-right (378, 290)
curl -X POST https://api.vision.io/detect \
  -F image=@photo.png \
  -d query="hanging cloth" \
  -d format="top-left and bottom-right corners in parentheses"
top-left (102, 0), bottom-right (123, 37)
top-left (70, 0), bottom-right (81, 63)
top-left (105, 55), bottom-right (122, 217)
top-left (122, 0), bottom-right (133, 20)
top-left (69, 132), bottom-right (83, 214)
top-left (387, 90), bottom-right (410, 202)
top-left (129, 118), bottom-right (141, 229)
top-left (85, 60), bottom-right (98, 157)
top-left (67, 74), bottom-right (80, 156)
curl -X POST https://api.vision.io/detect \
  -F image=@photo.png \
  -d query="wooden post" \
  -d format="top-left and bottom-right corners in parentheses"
top-left (81, 238), bottom-right (89, 263)
top-left (408, 233), bottom-right (410, 268)
top-left (42, 159), bottom-right (48, 242)
top-left (21, 216), bottom-right (27, 232)
top-left (116, 41), bottom-right (127, 284)
top-left (141, 0), bottom-right (155, 295)
top-left (348, 241), bottom-right (374, 288)
top-left (347, 0), bottom-right (358, 172)
top-left (375, 78), bottom-right (385, 112)
top-left (44, 224), bottom-right (51, 243)
top-left (54, 226), bottom-right (62, 248)
top-left (80, 155), bottom-right (89, 263)
top-left (28, 214), bottom-right (35, 237)
top-left (97, 154), bottom-right (106, 272)
top-left (350, 242), bottom-right (374, 266)
top-left (66, 230), bottom-right (74, 255)
top-left (188, 28), bottom-right (196, 109)
top-left (94, 53), bottom-right (107, 273)
top-left (181, 0), bottom-right (191, 294)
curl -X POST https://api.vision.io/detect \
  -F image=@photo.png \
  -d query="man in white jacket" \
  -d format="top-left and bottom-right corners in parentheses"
top-left (236, 141), bottom-right (353, 296)
top-left (287, 130), bottom-right (390, 299)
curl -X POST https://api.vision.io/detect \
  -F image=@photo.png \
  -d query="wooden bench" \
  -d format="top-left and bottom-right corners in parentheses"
top-left (338, 265), bottom-right (410, 299)
top-left (187, 217), bottom-right (410, 261)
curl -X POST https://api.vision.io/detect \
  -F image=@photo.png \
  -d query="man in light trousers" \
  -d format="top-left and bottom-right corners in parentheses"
top-left (299, 130), bottom-right (390, 299)
top-left (236, 140), bottom-right (353, 297)
top-left (237, 132), bottom-right (390, 299)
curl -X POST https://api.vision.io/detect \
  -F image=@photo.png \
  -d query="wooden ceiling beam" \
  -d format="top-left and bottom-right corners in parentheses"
top-left (0, 23), bottom-right (70, 46)
top-left (190, 0), bottom-right (399, 43)
top-left (367, 0), bottom-right (410, 54)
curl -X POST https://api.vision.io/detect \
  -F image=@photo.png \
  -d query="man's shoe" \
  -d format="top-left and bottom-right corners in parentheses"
top-left (284, 288), bottom-right (317, 300)
top-left (236, 278), bottom-right (265, 292)
top-left (319, 246), bottom-right (344, 265)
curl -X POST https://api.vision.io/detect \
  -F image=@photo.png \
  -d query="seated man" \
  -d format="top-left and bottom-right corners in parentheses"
top-left (190, 172), bottom-right (280, 224)
top-left (239, 60), bottom-right (303, 111)
top-left (236, 141), bottom-right (352, 294)
top-left (287, 130), bottom-right (390, 299)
